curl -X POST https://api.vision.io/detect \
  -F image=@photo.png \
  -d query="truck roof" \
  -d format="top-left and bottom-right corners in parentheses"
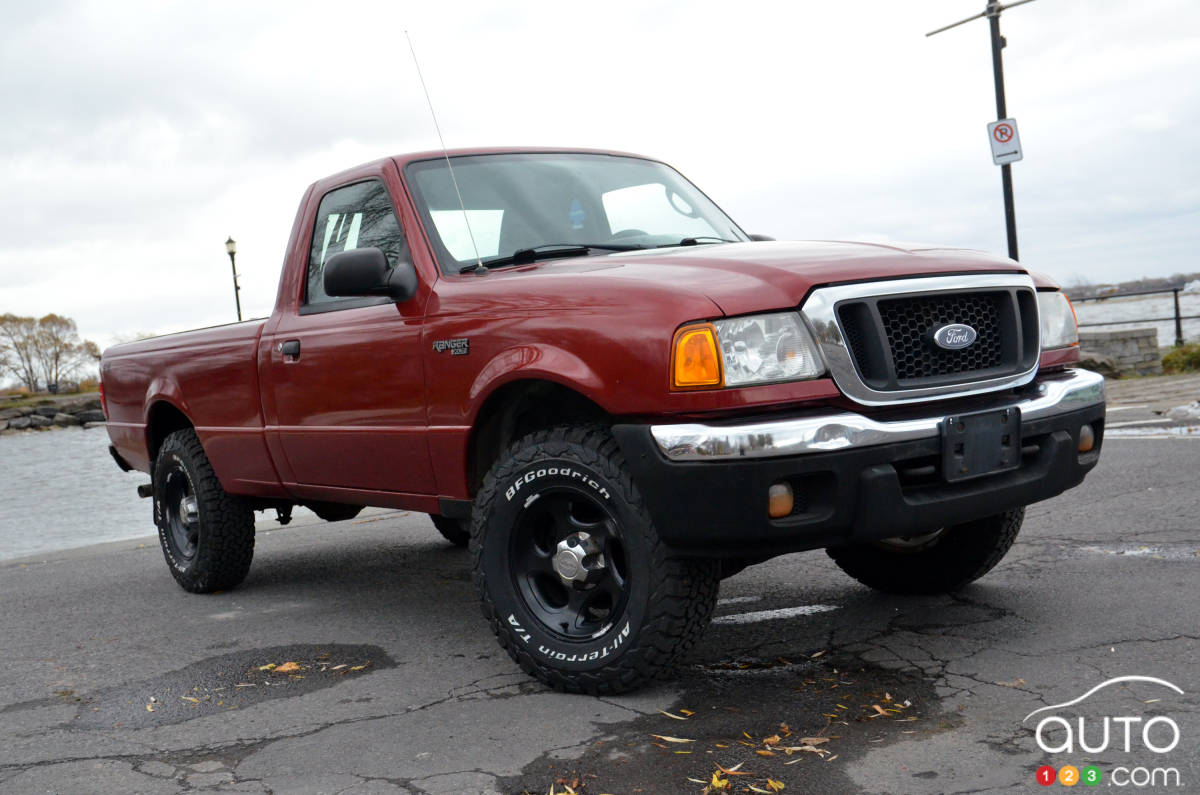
top-left (317, 147), bottom-right (660, 187)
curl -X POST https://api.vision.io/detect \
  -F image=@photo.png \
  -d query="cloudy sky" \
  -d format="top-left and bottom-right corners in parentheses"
top-left (1, 0), bottom-right (1197, 349)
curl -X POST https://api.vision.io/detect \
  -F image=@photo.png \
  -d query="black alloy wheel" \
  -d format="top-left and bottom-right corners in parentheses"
top-left (509, 487), bottom-right (629, 641)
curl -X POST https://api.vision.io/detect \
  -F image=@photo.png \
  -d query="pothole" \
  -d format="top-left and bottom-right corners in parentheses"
top-left (501, 654), bottom-right (946, 795)
top-left (72, 643), bottom-right (395, 729)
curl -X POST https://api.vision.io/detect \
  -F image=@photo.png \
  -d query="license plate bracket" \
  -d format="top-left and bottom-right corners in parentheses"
top-left (940, 407), bottom-right (1021, 483)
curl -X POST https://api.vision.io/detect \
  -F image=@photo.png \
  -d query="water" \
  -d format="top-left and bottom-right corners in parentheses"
top-left (1073, 291), bottom-right (1200, 347)
top-left (0, 427), bottom-right (151, 560)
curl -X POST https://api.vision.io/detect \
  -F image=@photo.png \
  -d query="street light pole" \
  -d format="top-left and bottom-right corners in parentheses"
top-left (928, 0), bottom-right (1038, 262)
top-left (225, 236), bottom-right (242, 322)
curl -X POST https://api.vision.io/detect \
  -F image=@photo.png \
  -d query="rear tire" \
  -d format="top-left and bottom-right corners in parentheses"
top-left (472, 425), bottom-right (719, 694)
top-left (153, 429), bottom-right (255, 593)
top-left (430, 514), bottom-right (470, 547)
top-left (827, 508), bottom-right (1024, 595)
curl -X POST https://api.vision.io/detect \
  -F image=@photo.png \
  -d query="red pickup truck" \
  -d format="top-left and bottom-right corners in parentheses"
top-left (101, 148), bottom-right (1105, 693)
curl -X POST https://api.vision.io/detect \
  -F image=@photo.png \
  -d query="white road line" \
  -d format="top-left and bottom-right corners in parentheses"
top-left (717, 595), bottom-right (763, 606)
top-left (1107, 419), bottom-right (1171, 428)
top-left (1107, 404), bottom-right (1149, 412)
top-left (713, 604), bottom-right (839, 625)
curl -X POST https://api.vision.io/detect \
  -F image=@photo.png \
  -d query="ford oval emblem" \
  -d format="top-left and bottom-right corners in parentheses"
top-left (932, 323), bottom-right (978, 350)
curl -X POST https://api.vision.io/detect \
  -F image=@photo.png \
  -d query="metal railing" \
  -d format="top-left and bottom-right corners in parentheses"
top-left (1072, 287), bottom-right (1198, 347)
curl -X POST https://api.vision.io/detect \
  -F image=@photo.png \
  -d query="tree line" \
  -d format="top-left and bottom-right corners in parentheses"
top-left (0, 313), bottom-right (101, 393)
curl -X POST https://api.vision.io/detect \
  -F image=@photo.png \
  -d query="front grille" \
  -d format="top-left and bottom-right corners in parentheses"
top-left (835, 287), bottom-right (1039, 391)
top-left (878, 292), bottom-right (1005, 379)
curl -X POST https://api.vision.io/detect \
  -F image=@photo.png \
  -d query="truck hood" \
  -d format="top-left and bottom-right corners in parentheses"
top-left (513, 240), bottom-right (1026, 317)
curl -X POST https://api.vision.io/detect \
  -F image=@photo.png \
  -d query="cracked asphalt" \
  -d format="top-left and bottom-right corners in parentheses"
top-left (1, 435), bottom-right (1197, 794)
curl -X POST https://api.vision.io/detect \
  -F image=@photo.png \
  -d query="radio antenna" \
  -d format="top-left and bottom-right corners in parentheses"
top-left (405, 31), bottom-right (485, 273)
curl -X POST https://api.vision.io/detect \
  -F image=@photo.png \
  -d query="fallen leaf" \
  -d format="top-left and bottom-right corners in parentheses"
top-left (767, 779), bottom-right (785, 792)
top-left (145, 703), bottom-right (154, 712)
top-left (657, 709), bottom-right (689, 720)
top-left (717, 763), bottom-right (750, 776)
top-left (680, 709), bottom-right (695, 716)
top-left (797, 737), bottom-right (829, 746)
top-left (810, 650), bottom-right (826, 659)
top-left (996, 678), bottom-right (1026, 688)
top-left (706, 770), bottom-right (731, 792)
top-left (650, 734), bottom-right (694, 744)
top-left (181, 696), bottom-right (200, 704)
top-left (349, 663), bottom-right (370, 671)
top-left (274, 662), bottom-right (302, 674)
top-left (755, 750), bottom-right (776, 757)
top-left (330, 664), bottom-right (347, 671)
top-left (763, 734), bottom-right (781, 746)
top-left (867, 704), bottom-right (889, 718)
top-left (748, 785), bottom-right (771, 793)
top-left (258, 663), bottom-right (276, 671)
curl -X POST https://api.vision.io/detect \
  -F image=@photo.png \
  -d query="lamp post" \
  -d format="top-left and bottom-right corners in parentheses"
top-left (225, 236), bottom-right (242, 322)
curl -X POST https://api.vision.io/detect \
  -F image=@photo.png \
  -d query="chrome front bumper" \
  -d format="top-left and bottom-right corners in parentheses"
top-left (651, 368), bottom-right (1105, 462)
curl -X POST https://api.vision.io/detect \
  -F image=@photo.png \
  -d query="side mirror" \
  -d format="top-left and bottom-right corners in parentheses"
top-left (748, 234), bottom-right (775, 242)
top-left (324, 248), bottom-right (418, 303)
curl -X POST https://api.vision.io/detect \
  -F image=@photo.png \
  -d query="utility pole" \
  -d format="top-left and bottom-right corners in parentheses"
top-left (928, 0), bottom-right (1037, 262)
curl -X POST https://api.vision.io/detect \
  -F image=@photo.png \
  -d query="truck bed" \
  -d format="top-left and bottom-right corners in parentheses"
top-left (102, 319), bottom-right (284, 496)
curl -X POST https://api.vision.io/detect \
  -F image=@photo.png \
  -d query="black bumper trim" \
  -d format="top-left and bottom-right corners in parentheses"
top-left (613, 401), bottom-right (1104, 558)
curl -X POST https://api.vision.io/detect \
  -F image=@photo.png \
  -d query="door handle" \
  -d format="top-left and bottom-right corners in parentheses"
top-left (279, 339), bottom-right (301, 359)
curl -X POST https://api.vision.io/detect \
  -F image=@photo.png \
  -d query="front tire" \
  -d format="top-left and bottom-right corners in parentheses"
top-left (827, 507), bottom-right (1025, 594)
top-left (153, 429), bottom-right (255, 593)
top-left (472, 425), bottom-right (719, 694)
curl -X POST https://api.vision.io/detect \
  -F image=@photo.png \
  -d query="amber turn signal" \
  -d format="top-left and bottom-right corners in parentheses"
top-left (1078, 423), bottom-right (1095, 453)
top-left (768, 482), bottom-right (794, 519)
top-left (672, 324), bottom-right (723, 389)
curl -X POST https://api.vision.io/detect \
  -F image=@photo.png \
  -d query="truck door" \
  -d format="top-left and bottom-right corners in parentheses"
top-left (262, 176), bottom-right (435, 495)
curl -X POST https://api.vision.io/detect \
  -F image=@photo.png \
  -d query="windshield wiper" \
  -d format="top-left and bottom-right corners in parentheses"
top-left (458, 243), bottom-right (643, 274)
top-left (673, 236), bottom-right (739, 246)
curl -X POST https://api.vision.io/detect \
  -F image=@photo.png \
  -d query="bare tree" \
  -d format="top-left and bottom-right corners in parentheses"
top-left (0, 313), bottom-right (102, 392)
top-left (0, 314), bottom-right (42, 391)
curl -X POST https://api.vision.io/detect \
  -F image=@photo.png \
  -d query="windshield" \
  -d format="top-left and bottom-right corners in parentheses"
top-left (404, 153), bottom-right (748, 273)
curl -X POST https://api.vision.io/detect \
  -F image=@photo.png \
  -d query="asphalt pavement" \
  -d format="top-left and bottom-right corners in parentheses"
top-left (1, 430), bottom-right (1198, 793)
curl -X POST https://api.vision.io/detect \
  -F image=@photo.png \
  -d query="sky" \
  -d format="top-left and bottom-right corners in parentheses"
top-left (1, 0), bottom-right (1197, 350)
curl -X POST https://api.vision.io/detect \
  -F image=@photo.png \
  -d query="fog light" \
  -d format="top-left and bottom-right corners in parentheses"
top-left (768, 482), bottom-right (794, 518)
top-left (1078, 423), bottom-right (1095, 453)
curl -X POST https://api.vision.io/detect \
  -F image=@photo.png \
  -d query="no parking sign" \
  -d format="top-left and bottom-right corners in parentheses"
top-left (987, 118), bottom-right (1023, 165)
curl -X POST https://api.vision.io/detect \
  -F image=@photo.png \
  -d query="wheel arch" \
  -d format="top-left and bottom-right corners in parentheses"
top-left (145, 400), bottom-right (195, 465)
top-left (465, 379), bottom-right (612, 498)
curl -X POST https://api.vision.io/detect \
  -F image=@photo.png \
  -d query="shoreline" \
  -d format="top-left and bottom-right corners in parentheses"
top-left (0, 393), bottom-right (105, 434)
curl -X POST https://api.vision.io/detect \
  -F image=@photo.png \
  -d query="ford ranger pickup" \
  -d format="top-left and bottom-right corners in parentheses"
top-left (100, 148), bottom-right (1105, 693)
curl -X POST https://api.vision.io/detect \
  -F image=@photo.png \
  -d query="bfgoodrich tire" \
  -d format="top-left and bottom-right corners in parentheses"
top-left (472, 425), bottom-right (719, 694)
top-left (153, 428), bottom-right (255, 593)
top-left (430, 514), bottom-right (470, 547)
top-left (827, 507), bottom-right (1025, 595)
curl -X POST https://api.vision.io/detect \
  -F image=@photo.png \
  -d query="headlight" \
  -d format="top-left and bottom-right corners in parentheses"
top-left (672, 312), bottom-right (824, 390)
top-left (1038, 291), bottom-right (1078, 350)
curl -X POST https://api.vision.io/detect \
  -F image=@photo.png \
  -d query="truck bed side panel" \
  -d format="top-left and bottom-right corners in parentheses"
top-left (102, 321), bottom-right (286, 497)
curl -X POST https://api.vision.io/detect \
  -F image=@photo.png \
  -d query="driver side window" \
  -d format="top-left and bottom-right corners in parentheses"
top-left (306, 180), bottom-right (410, 307)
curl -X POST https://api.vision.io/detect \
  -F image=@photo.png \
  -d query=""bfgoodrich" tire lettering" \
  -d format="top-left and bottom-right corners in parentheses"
top-left (505, 466), bottom-right (611, 502)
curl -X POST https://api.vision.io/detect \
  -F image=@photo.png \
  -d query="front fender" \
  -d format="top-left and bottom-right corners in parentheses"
top-left (467, 344), bottom-right (608, 416)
